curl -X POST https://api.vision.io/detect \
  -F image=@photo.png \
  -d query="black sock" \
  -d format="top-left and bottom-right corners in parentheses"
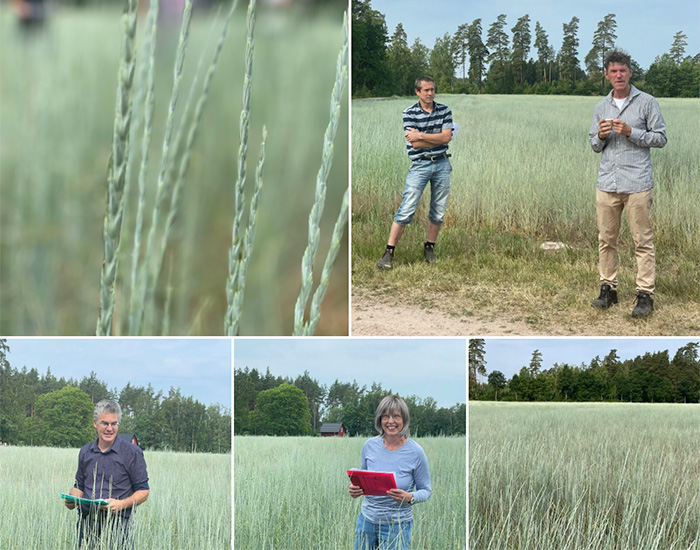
top-left (386, 245), bottom-right (395, 252)
top-left (424, 241), bottom-right (435, 248)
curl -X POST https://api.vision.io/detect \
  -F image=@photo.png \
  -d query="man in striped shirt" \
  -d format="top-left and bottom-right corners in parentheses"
top-left (589, 50), bottom-right (667, 318)
top-left (377, 76), bottom-right (453, 270)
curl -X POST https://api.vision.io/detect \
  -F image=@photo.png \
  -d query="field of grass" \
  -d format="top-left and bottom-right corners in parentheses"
top-left (352, 94), bottom-right (700, 335)
top-left (234, 436), bottom-right (466, 549)
top-left (469, 401), bottom-right (700, 550)
top-left (0, 445), bottom-right (230, 549)
top-left (0, 4), bottom-right (348, 336)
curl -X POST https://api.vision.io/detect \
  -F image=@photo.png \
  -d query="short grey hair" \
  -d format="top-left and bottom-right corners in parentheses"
top-left (374, 395), bottom-right (410, 438)
top-left (94, 400), bottom-right (122, 423)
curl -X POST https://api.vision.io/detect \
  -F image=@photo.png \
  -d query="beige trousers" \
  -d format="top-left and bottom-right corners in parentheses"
top-left (596, 189), bottom-right (655, 295)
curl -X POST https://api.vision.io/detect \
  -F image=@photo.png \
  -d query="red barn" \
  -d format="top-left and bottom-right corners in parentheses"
top-left (118, 433), bottom-right (140, 447)
top-left (320, 423), bottom-right (346, 437)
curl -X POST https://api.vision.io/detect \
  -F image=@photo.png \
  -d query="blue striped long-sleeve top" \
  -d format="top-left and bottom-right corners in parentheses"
top-left (358, 436), bottom-right (432, 524)
top-left (589, 85), bottom-right (667, 193)
top-left (403, 101), bottom-right (453, 162)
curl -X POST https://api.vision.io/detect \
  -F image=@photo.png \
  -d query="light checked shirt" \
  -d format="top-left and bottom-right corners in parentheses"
top-left (589, 85), bottom-right (667, 193)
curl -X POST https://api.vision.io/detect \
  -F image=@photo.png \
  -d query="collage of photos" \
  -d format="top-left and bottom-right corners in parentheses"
top-left (0, 0), bottom-right (698, 548)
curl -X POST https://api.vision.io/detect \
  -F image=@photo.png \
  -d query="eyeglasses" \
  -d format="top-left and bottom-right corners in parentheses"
top-left (381, 414), bottom-right (403, 421)
top-left (98, 421), bottom-right (119, 428)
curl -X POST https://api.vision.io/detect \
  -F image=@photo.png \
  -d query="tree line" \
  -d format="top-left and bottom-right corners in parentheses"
top-left (234, 367), bottom-right (466, 437)
top-left (0, 341), bottom-right (231, 452)
top-left (353, 0), bottom-right (699, 98)
top-left (469, 339), bottom-right (700, 403)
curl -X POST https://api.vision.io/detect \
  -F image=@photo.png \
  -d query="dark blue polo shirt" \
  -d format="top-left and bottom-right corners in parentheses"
top-left (75, 436), bottom-right (149, 518)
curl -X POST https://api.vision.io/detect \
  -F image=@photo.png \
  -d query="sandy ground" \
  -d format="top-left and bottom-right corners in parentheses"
top-left (350, 287), bottom-right (700, 337)
top-left (351, 288), bottom-right (536, 336)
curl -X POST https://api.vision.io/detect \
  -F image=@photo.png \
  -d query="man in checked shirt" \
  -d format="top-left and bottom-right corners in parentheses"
top-left (589, 50), bottom-right (667, 318)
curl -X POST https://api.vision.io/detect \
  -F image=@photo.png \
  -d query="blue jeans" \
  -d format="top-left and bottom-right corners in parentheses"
top-left (354, 512), bottom-right (412, 550)
top-left (394, 157), bottom-right (451, 226)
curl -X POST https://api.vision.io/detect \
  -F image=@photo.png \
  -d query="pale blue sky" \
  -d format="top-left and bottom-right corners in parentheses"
top-left (480, 338), bottom-right (698, 378)
top-left (234, 338), bottom-right (467, 408)
top-left (372, 0), bottom-right (699, 70)
top-left (3, 338), bottom-right (232, 408)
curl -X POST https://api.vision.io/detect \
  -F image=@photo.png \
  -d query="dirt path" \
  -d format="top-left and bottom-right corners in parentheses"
top-left (351, 287), bottom-right (700, 337)
top-left (351, 288), bottom-right (536, 336)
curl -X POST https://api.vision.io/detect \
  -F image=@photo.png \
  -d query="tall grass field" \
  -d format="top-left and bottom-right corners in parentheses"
top-left (352, 95), bottom-right (700, 334)
top-left (234, 436), bottom-right (466, 549)
top-left (469, 402), bottom-right (700, 550)
top-left (0, 5), bottom-right (348, 336)
top-left (0, 446), bottom-right (231, 549)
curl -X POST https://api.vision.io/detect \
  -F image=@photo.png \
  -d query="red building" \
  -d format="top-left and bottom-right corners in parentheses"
top-left (320, 423), bottom-right (346, 437)
top-left (118, 433), bottom-right (140, 447)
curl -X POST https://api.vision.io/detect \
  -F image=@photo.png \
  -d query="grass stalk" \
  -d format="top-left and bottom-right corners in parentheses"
top-left (293, 11), bottom-right (348, 336)
top-left (133, 0), bottom-right (193, 334)
top-left (225, 0), bottom-right (258, 336)
top-left (96, 0), bottom-right (138, 336)
top-left (155, 0), bottom-right (239, 317)
top-left (127, 0), bottom-right (160, 335)
top-left (226, 128), bottom-right (267, 336)
top-left (298, 188), bottom-right (349, 336)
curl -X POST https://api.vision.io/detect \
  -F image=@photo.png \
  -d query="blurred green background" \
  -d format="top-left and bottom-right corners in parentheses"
top-left (0, 0), bottom-right (349, 335)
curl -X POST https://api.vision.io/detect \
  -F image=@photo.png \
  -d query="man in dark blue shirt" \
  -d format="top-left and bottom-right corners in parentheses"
top-left (377, 75), bottom-right (453, 270)
top-left (64, 400), bottom-right (149, 549)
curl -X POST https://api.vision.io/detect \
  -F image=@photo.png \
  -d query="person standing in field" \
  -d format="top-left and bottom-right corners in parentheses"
top-left (64, 400), bottom-right (149, 549)
top-left (589, 50), bottom-right (667, 318)
top-left (377, 76), bottom-right (453, 269)
top-left (348, 395), bottom-right (431, 550)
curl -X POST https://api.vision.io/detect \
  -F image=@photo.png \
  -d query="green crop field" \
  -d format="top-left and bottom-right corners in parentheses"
top-left (352, 94), bottom-right (700, 335)
top-left (234, 436), bottom-right (466, 549)
top-left (0, 446), bottom-right (231, 549)
top-left (469, 402), bottom-right (700, 550)
top-left (0, 5), bottom-right (348, 336)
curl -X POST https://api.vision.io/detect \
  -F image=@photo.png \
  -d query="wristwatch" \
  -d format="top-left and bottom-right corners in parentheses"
top-left (409, 496), bottom-right (415, 504)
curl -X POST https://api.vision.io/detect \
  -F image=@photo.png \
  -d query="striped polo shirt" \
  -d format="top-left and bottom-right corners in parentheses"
top-left (403, 101), bottom-right (453, 162)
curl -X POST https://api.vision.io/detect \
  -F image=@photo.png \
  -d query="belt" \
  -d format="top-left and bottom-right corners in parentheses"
top-left (421, 153), bottom-right (450, 162)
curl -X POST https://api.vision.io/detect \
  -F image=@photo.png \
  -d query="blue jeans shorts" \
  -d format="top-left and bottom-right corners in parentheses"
top-left (394, 157), bottom-right (451, 226)
top-left (354, 512), bottom-right (413, 550)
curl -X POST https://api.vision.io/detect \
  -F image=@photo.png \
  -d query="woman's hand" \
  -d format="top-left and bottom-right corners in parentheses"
top-left (386, 489), bottom-right (413, 504)
top-left (349, 484), bottom-right (364, 499)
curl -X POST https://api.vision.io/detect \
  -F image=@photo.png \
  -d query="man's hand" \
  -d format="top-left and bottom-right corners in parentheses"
top-left (611, 118), bottom-right (631, 136)
top-left (349, 484), bottom-right (364, 499)
top-left (101, 498), bottom-right (123, 514)
top-left (386, 488), bottom-right (413, 503)
top-left (598, 118), bottom-right (613, 139)
top-left (64, 488), bottom-right (83, 510)
top-left (404, 127), bottom-right (422, 143)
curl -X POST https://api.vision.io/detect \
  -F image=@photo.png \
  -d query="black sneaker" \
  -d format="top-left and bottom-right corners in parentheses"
top-left (377, 249), bottom-right (394, 270)
top-left (424, 243), bottom-right (436, 264)
top-left (631, 292), bottom-right (654, 318)
top-left (592, 284), bottom-right (618, 308)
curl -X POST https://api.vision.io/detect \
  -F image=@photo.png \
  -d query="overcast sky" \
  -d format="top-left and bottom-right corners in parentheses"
top-left (371, 0), bottom-right (699, 71)
top-left (4, 338), bottom-right (232, 408)
top-left (481, 338), bottom-right (698, 379)
top-left (234, 338), bottom-right (467, 408)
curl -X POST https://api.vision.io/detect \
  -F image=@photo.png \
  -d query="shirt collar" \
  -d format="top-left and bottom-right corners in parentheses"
top-left (607, 84), bottom-right (640, 103)
top-left (89, 435), bottom-right (123, 454)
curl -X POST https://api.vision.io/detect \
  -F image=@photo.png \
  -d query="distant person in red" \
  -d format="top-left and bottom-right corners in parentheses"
top-left (348, 395), bottom-right (431, 550)
top-left (64, 400), bottom-right (149, 550)
top-left (11, 0), bottom-right (47, 28)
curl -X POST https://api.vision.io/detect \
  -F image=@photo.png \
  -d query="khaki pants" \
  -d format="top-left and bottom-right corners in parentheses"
top-left (596, 189), bottom-right (655, 295)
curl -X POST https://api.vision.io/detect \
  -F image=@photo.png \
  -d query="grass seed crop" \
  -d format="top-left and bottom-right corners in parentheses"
top-left (0, 446), bottom-right (231, 550)
top-left (234, 436), bottom-right (466, 550)
top-left (469, 402), bottom-right (700, 550)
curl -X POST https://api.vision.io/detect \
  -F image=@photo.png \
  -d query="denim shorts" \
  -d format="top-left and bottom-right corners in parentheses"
top-left (354, 512), bottom-right (413, 550)
top-left (394, 157), bottom-right (452, 226)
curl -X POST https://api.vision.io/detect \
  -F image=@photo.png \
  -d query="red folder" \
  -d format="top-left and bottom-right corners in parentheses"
top-left (347, 469), bottom-right (397, 496)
